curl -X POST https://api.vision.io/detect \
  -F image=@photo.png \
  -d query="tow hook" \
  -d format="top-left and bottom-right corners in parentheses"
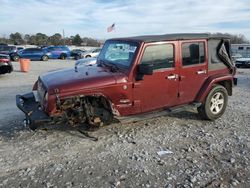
top-left (23, 118), bottom-right (30, 127)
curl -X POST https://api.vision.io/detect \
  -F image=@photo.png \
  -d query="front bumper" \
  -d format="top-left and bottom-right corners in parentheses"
top-left (16, 92), bottom-right (51, 126)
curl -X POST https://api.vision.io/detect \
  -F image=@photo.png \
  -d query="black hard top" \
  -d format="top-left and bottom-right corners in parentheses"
top-left (110, 33), bottom-right (230, 43)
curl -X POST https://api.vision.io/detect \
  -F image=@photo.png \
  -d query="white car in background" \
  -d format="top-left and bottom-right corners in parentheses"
top-left (83, 48), bottom-right (101, 58)
top-left (74, 57), bottom-right (97, 70)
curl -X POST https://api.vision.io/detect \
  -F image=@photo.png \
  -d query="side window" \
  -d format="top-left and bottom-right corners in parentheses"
top-left (141, 44), bottom-right (174, 70)
top-left (182, 42), bottom-right (205, 66)
top-left (23, 49), bottom-right (31, 53)
top-left (47, 47), bottom-right (54, 51)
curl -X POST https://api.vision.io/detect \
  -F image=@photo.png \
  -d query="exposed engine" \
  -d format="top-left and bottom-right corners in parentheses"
top-left (60, 96), bottom-right (113, 127)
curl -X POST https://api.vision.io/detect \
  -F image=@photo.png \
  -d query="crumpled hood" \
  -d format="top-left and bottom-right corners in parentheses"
top-left (39, 65), bottom-right (127, 94)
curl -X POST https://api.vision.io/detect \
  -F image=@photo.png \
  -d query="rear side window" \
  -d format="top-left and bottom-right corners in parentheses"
top-left (182, 42), bottom-right (205, 66)
top-left (61, 46), bottom-right (69, 51)
top-left (47, 47), bottom-right (54, 51)
top-left (32, 48), bottom-right (42, 52)
top-left (141, 44), bottom-right (174, 70)
top-left (23, 49), bottom-right (31, 53)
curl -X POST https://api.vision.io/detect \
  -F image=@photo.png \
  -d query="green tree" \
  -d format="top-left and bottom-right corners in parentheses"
top-left (49, 33), bottom-right (63, 45)
top-left (72, 34), bottom-right (82, 46)
top-left (9, 32), bottom-right (24, 44)
top-left (35, 33), bottom-right (48, 46)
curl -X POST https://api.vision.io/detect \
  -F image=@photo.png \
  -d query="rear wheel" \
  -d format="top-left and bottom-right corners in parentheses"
top-left (60, 54), bottom-right (67, 60)
top-left (85, 55), bottom-right (91, 58)
top-left (198, 85), bottom-right (228, 120)
top-left (12, 55), bottom-right (19, 62)
top-left (41, 55), bottom-right (49, 61)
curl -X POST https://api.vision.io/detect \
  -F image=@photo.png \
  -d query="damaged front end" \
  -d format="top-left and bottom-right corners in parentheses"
top-left (16, 83), bottom-right (114, 130)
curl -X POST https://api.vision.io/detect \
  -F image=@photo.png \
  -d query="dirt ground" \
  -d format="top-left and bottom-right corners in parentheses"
top-left (0, 60), bottom-right (249, 188)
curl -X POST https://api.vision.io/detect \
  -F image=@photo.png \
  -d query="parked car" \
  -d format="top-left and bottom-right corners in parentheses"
top-left (17, 47), bottom-right (24, 52)
top-left (0, 45), bottom-right (19, 61)
top-left (16, 33), bottom-right (237, 130)
top-left (0, 54), bottom-right (13, 74)
top-left (18, 48), bottom-right (50, 61)
top-left (83, 48), bottom-right (101, 58)
top-left (235, 58), bottom-right (250, 68)
top-left (75, 57), bottom-right (97, 69)
top-left (71, 49), bottom-right (87, 60)
top-left (43, 46), bottom-right (71, 60)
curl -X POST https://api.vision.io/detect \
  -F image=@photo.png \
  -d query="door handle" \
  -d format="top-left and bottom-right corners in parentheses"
top-left (197, 70), bottom-right (206, 75)
top-left (166, 74), bottom-right (178, 80)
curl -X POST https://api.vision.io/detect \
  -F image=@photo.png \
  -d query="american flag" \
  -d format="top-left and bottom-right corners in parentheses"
top-left (107, 23), bottom-right (115, 32)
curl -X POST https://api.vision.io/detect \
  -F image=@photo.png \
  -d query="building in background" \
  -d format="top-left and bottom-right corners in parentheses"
top-left (231, 44), bottom-right (250, 58)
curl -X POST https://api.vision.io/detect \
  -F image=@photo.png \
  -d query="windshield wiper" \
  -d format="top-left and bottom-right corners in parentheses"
top-left (99, 59), bottom-right (119, 72)
top-left (108, 62), bottom-right (120, 72)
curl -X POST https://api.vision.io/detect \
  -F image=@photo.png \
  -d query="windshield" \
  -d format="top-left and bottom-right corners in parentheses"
top-left (98, 40), bottom-right (138, 69)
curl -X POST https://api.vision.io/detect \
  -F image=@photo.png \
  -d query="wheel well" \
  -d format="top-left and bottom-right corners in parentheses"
top-left (217, 80), bottom-right (232, 96)
top-left (86, 96), bottom-right (112, 111)
top-left (59, 95), bottom-right (113, 126)
top-left (61, 95), bottom-right (113, 115)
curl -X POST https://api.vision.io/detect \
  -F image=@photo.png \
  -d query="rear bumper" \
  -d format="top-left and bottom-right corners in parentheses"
top-left (0, 62), bottom-right (13, 74)
top-left (16, 92), bottom-right (51, 125)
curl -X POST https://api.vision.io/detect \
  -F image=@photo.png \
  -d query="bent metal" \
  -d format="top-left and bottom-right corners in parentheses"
top-left (16, 33), bottom-right (237, 130)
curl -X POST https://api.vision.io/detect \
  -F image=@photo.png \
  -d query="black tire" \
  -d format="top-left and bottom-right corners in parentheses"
top-left (75, 55), bottom-right (80, 60)
top-left (41, 55), bottom-right (49, 61)
top-left (198, 85), bottom-right (228, 120)
top-left (12, 55), bottom-right (19, 62)
top-left (60, 53), bottom-right (67, 60)
top-left (85, 55), bottom-right (91, 58)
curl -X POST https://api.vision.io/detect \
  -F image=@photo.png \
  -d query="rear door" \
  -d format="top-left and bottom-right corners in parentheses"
top-left (133, 42), bottom-right (180, 113)
top-left (178, 40), bottom-right (208, 104)
top-left (32, 49), bottom-right (43, 60)
top-left (20, 49), bottom-right (32, 58)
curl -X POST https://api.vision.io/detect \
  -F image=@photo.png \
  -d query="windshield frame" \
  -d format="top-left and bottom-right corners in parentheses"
top-left (97, 40), bottom-right (140, 71)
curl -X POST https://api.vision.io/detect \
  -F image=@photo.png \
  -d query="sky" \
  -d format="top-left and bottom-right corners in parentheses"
top-left (0, 0), bottom-right (250, 40)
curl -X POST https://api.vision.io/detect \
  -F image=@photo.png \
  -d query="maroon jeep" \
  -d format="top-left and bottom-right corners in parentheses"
top-left (16, 33), bottom-right (237, 130)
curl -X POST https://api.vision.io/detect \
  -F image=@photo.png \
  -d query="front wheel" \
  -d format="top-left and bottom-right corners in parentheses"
top-left (41, 55), bottom-right (49, 61)
top-left (75, 55), bottom-right (80, 60)
top-left (198, 85), bottom-right (228, 120)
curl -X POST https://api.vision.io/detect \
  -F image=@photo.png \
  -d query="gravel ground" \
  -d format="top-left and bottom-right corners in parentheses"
top-left (0, 60), bottom-right (249, 188)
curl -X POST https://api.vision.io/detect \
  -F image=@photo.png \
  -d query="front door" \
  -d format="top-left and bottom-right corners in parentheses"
top-left (133, 42), bottom-right (179, 113)
top-left (178, 40), bottom-right (208, 104)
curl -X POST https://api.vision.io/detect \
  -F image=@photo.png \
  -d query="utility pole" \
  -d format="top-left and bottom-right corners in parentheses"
top-left (63, 29), bottom-right (65, 45)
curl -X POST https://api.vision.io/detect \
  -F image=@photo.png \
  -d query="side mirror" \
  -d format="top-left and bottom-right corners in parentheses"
top-left (138, 64), bottom-right (153, 75)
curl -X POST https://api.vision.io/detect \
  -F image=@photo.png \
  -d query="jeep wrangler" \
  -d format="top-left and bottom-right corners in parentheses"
top-left (16, 33), bottom-right (237, 130)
